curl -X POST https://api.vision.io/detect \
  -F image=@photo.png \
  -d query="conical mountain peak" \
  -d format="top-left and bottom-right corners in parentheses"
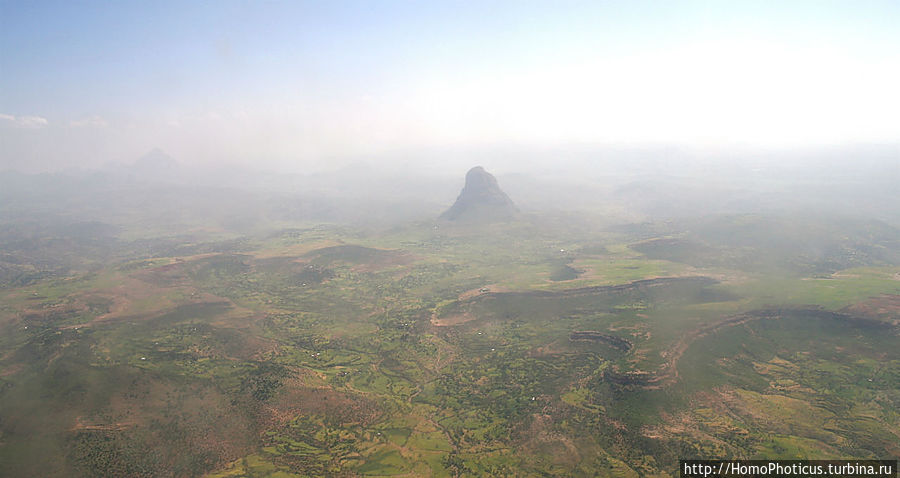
top-left (439, 166), bottom-right (518, 222)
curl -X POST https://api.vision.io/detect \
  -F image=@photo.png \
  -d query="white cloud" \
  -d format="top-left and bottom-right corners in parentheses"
top-left (0, 113), bottom-right (49, 128)
top-left (369, 37), bottom-right (900, 149)
top-left (69, 115), bottom-right (108, 128)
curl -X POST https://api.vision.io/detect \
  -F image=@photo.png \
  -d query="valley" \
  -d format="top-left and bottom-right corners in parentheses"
top-left (1, 212), bottom-right (898, 476)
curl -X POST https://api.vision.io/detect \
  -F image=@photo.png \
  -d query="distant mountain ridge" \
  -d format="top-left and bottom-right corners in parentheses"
top-left (440, 166), bottom-right (518, 222)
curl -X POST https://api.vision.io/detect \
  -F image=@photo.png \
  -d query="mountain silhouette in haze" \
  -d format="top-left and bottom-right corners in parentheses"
top-left (440, 166), bottom-right (518, 222)
top-left (124, 148), bottom-right (181, 182)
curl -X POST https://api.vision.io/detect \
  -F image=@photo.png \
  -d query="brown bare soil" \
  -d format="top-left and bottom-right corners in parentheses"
top-left (430, 310), bottom-right (476, 327)
top-left (0, 363), bottom-right (23, 377)
top-left (456, 283), bottom-right (508, 301)
top-left (842, 294), bottom-right (900, 324)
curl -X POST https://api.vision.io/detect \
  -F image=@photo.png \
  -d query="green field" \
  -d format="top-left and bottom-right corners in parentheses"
top-left (1, 213), bottom-right (899, 476)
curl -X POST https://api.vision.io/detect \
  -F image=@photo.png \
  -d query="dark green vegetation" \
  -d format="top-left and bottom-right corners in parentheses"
top-left (1, 213), bottom-right (899, 477)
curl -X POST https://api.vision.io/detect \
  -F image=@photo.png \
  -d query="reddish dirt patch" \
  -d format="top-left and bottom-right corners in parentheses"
top-left (431, 310), bottom-right (476, 327)
top-left (431, 285), bottom-right (513, 326)
top-left (456, 284), bottom-right (509, 302)
top-left (0, 363), bottom-right (24, 377)
top-left (529, 339), bottom-right (570, 358)
top-left (842, 294), bottom-right (900, 324)
top-left (70, 417), bottom-right (137, 432)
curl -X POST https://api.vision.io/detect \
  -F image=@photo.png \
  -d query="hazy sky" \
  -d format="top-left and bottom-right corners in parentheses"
top-left (2, 0), bottom-right (899, 171)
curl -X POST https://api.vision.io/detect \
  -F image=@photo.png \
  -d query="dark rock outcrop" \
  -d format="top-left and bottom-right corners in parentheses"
top-left (439, 166), bottom-right (518, 222)
top-left (569, 331), bottom-right (633, 352)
